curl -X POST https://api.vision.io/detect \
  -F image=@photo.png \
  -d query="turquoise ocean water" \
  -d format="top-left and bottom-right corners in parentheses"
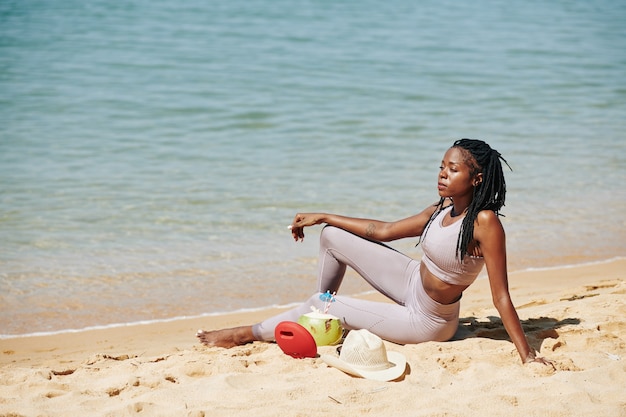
top-left (1, 0), bottom-right (625, 337)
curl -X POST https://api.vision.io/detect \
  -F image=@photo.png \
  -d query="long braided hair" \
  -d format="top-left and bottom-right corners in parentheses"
top-left (418, 139), bottom-right (512, 260)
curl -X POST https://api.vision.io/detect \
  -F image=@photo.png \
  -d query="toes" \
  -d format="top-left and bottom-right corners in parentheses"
top-left (198, 336), bottom-right (215, 347)
top-left (195, 330), bottom-right (215, 346)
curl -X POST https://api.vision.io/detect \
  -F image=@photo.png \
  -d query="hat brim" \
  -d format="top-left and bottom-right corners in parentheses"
top-left (320, 351), bottom-right (407, 382)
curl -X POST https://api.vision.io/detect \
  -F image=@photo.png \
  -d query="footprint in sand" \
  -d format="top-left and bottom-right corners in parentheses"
top-left (44, 388), bottom-right (70, 398)
top-left (183, 361), bottom-right (215, 378)
top-left (560, 280), bottom-right (622, 301)
top-left (128, 401), bottom-right (158, 413)
top-left (597, 321), bottom-right (626, 334)
top-left (436, 354), bottom-right (471, 374)
top-left (107, 387), bottom-right (124, 397)
top-left (584, 281), bottom-right (620, 292)
top-left (516, 299), bottom-right (548, 309)
top-left (225, 373), bottom-right (268, 389)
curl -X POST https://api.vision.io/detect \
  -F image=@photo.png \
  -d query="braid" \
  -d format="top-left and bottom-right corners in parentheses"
top-left (454, 138), bottom-right (511, 259)
top-left (415, 197), bottom-right (446, 248)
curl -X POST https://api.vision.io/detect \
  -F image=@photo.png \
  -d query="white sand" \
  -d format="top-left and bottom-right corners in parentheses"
top-left (1, 258), bottom-right (624, 417)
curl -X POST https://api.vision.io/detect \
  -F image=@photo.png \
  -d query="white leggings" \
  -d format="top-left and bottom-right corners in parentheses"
top-left (251, 226), bottom-right (461, 344)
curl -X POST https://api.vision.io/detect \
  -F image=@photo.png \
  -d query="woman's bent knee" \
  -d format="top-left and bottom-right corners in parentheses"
top-left (320, 225), bottom-right (348, 247)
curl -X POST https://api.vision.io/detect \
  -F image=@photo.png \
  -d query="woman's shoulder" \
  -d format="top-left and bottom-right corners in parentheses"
top-left (474, 209), bottom-right (504, 229)
top-left (472, 209), bottom-right (506, 253)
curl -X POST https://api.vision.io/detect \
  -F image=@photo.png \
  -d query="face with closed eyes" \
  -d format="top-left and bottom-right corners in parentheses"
top-left (437, 147), bottom-right (482, 200)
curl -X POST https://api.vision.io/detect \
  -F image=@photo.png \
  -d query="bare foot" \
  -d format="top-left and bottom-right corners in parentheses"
top-left (196, 326), bottom-right (256, 348)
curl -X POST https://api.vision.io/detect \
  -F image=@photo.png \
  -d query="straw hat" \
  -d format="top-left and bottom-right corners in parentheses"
top-left (320, 329), bottom-right (407, 381)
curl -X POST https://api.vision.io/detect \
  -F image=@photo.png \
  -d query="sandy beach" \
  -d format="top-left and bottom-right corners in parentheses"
top-left (1, 258), bottom-right (624, 417)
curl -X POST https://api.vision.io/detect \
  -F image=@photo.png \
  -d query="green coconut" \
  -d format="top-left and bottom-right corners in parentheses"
top-left (297, 311), bottom-right (343, 346)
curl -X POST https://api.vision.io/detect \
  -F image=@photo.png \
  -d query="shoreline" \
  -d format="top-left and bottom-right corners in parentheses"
top-left (1, 256), bottom-right (623, 341)
top-left (2, 257), bottom-right (623, 358)
top-left (1, 257), bottom-right (624, 416)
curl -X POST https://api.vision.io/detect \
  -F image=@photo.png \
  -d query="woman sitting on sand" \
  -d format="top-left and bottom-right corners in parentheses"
top-left (197, 138), bottom-right (552, 366)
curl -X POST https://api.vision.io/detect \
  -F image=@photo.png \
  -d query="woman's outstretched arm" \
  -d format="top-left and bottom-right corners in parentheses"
top-left (474, 210), bottom-right (554, 367)
top-left (289, 202), bottom-right (441, 243)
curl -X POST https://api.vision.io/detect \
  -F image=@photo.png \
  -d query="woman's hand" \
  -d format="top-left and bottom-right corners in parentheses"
top-left (289, 213), bottom-right (325, 242)
top-left (524, 353), bottom-right (556, 370)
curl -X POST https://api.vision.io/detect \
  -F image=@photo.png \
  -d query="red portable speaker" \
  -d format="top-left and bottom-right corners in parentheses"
top-left (274, 321), bottom-right (317, 359)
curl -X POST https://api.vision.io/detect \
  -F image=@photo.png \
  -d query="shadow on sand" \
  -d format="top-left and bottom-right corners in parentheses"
top-left (453, 316), bottom-right (581, 352)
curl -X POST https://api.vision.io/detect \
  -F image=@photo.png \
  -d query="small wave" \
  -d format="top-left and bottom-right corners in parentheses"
top-left (0, 303), bottom-right (293, 340)
top-left (515, 256), bottom-right (625, 272)
top-left (0, 290), bottom-right (380, 340)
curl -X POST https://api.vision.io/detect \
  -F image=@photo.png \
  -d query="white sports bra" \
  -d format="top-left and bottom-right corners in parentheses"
top-left (421, 206), bottom-right (485, 286)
